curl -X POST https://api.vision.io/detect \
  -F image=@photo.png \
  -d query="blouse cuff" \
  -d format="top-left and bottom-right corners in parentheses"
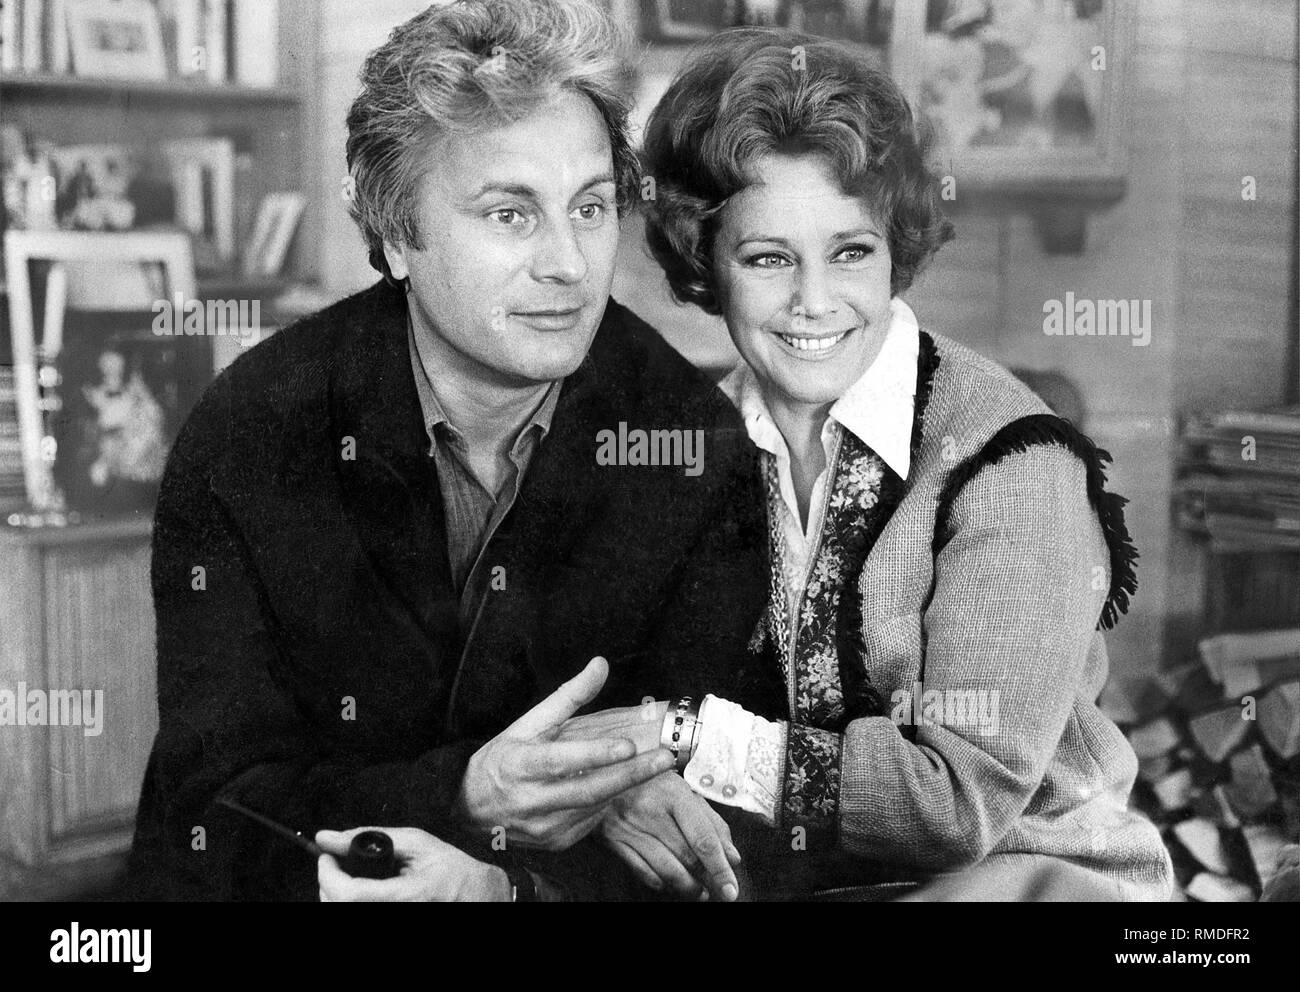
top-left (683, 695), bottom-right (783, 825)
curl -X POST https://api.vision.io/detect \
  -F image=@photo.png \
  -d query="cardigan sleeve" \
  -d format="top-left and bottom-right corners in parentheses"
top-left (687, 443), bottom-right (1115, 869)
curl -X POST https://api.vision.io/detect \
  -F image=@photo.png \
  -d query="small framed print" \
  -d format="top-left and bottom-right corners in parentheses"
top-left (66, 0), bottom-right (168, 82)
top-left (3, 230), bottom-right (198, 517)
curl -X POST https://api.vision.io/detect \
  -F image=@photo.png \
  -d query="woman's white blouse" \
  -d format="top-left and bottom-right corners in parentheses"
top-left (685, 299), bottom-right (922, 824)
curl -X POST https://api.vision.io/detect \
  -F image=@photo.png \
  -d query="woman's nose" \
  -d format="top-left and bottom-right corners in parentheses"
top-left (793, 263), bottom-right (837, 321)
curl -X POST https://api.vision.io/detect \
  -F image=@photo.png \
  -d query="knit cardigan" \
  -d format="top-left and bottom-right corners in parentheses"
top-left (726, 328), bottom-right (1175, 902)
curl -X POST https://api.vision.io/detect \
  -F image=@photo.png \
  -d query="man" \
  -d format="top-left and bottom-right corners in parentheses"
top-left (126, 0), bottom-right (776, 901)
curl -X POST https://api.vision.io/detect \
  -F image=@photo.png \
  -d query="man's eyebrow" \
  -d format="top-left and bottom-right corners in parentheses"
top-left (468, 181), bottom-right (542, 201)
top-left (467, 172), bottom-right (617, 202)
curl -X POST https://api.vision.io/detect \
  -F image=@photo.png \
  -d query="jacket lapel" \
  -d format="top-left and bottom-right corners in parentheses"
top-left (330, 283), bottom-right (459, 652)
top-left (444, 340), bottom-right (616, 729)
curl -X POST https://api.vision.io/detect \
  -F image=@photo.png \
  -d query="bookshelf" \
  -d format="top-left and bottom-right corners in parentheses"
top-left (0, 0), bottom-right (322, 898)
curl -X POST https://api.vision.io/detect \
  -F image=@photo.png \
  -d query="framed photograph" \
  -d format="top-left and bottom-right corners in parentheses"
top-left (47, 144), bottom-right (139, 231)
top-left (2, 230), bottom-right (198, 516)
top-left (614, 0), bottom-right (1130, 194)
top-left (619, 0), bottom-right (912, 141)
top-left (66, 0), bottom-right (168, 82)
top-left (161, 137), bottom-right (236, 271)
top-left (914, 0), bottom-right (1133, 190)
top-left (242, 192), bottom-right (304, 279)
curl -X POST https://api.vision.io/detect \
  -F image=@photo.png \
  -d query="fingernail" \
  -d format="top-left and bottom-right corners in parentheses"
top-left (723, 883), bottom-right (738, 901)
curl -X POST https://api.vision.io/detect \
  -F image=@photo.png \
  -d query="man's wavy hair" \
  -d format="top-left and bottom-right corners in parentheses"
top-left (642, 28), bottom-right (954, 315)
top-left (346, 0), bottom-right (640, 286)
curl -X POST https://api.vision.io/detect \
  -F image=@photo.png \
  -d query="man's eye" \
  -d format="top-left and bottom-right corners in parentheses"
top-left (748, 253), bottom-right (791, 268)
top-left (836, 244), bottom-right (874, 263)
top-left (489, 208), bottom-right (526, 225)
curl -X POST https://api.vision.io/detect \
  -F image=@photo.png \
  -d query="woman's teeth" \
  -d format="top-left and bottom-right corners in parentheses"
top-left (779, 331), bottom-right (848, 351)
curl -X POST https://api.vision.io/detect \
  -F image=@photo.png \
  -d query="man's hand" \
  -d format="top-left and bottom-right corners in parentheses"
top-left (457, 657), bottom-right (675, 851)
top-left (601, 772), bottom-right (742, 902)
top-left (316, 827), bottom-right (511, 902)
top-left (557, 697), bottom-right (670, 755)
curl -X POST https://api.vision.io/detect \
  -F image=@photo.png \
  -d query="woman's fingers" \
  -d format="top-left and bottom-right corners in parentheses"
top-left (619, 826), bottom-right (702, 896)
top-left (606, 838), bottom-right (664, 892)
top-left (672, 801), bottom-right (739, 901)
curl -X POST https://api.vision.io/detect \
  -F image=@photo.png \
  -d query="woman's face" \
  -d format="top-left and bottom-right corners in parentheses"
top-left (712, 153), bottom-right (893, 411)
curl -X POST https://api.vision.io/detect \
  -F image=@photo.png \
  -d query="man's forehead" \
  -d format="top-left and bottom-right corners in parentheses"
top-left (424, 92), bottom-right (614, 199)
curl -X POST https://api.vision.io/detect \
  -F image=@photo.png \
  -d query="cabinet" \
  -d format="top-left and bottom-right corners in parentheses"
top-left (0, 517), bottom-right (154, 899)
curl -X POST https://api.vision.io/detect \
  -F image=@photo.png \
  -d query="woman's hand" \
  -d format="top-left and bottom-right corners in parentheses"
top-left (601, 772), bottom-right (742, 902)
top-left (557, 698), bottom-right (670, 755)
top-left (316, 827), bottom-right (511, 902)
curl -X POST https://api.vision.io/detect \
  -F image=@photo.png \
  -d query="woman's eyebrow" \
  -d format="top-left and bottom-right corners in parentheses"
top-left (734, 234), bottom-right (794, 248)
top-left (830, 227), bottom-right (883, 242)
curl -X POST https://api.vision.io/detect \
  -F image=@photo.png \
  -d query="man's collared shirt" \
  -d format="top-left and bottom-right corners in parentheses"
top-left (407, 317), bottom-right (563, 629)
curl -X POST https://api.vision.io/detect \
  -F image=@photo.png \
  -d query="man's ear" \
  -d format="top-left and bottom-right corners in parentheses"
top-left (382, 242), bottom-right (410, 282)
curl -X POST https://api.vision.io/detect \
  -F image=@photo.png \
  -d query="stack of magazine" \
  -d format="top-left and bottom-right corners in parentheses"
top-left (1177, 406), bottom-right (1300, 550)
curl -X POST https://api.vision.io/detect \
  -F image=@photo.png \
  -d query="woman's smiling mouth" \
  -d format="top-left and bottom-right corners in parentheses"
top-left (776, 328), bottom-right (854, 353)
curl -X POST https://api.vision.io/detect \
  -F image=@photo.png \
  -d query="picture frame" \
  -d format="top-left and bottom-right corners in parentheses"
top-left (242, 192), bottom-right (304, 279)
top-left (614, 0), bottom-right (1131, 198)
top-left (66, 0), bottom-right (168, 82)
top-left (3, 230), bottom-right (197, 515)
top-left (161, 137), bottom-right (236, 271)
top-left (913, 0), bottom-right (1134, 192)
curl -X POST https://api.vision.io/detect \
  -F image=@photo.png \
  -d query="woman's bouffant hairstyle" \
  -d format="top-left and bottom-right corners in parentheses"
top-left (346, 0), bottom-right (640, 285)
top-left (642, 28), bottom-right (954, 314)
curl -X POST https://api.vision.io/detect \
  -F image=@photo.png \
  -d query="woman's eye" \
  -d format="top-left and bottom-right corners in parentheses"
top-left (836, 244), bottom-right (874, 263)
top-left (572, 202), bottom-right (606, 222)
top-left (748, 253), bottom-right (791, 269)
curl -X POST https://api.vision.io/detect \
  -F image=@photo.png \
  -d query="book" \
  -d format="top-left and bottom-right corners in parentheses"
top-left (203, 0), bottom-right (226, 83)
top-left (21, 0), bottom-right (41, 72)
top-left (232, 0), bottom-right (276, 87)
top-left (1, 1), bottom-right (18, 73)
top-left (174, 0), bottom-right (202, 77)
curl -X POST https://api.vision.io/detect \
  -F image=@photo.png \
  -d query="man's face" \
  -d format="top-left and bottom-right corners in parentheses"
top-left (386, 90), bottom-right (621, 388)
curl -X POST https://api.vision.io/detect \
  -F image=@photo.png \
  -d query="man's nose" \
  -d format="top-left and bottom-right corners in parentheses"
top-left (531, 217), bottom-right (588, 284)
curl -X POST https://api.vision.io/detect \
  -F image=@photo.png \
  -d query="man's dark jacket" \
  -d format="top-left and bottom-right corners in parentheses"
top-left (126, 280), bottom-right (787, 900)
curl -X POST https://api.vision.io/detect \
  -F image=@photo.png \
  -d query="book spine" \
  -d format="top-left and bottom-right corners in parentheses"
top-left (232, 0), bottom-right (277, 87)
top-left (47, 0), bottom-right (67, 73)
top-left (175, 0), bottom-right (201, 77)
top-left (204, 0), bottom-right (226, 83)
top-left (20, 0), bottom-right (41, 73)
top-left (0, 0), bottom-right (17, 74)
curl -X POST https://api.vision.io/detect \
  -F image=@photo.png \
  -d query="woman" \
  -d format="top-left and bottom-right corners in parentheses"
top-left (559, 26), bottom-right (1173, 901)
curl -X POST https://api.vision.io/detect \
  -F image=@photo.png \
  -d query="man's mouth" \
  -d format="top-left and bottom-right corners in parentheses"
top-left (776, 328), bottom-right (853, 352)
top-left (512, 306), bottom-right (584, 330)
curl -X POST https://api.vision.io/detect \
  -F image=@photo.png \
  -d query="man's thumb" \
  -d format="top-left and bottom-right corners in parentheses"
top-left (508, 656), bottom-right (609, 736)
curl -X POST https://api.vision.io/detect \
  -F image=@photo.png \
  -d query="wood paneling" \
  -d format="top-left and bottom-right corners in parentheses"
top-left (0, 523), bottom-right (155, 872)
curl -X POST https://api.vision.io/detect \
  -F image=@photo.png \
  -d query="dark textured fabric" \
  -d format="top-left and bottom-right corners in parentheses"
top-left (125, 280), bottom-right (777, 901)
top-left (406, 317), bottom-right (561, 618)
